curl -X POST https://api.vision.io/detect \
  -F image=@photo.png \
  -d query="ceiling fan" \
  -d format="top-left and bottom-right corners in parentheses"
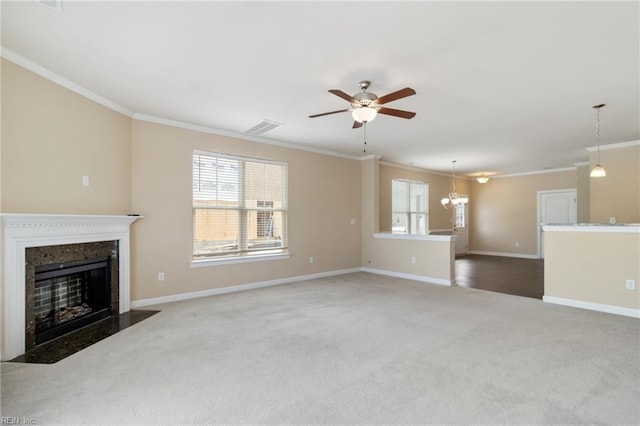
top-left (309, 80), bottom-right (416, 128)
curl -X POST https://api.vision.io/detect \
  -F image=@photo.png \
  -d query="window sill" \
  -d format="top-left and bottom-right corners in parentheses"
top-left (190, 252), bottom-right (290, 268)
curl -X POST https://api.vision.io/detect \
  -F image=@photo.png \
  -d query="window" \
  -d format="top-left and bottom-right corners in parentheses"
top-left (392, 179), bottom-right (428, 234)
top-left (192, 151), bottom-right (287, 259)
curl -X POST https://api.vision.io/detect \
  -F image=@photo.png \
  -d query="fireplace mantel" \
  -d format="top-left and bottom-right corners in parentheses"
top-left (1, 214), bottom-right (141, 360)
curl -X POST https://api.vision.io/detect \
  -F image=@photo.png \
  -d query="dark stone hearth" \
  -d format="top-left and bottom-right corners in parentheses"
top-left (7, 310), bottom-right (159, 364)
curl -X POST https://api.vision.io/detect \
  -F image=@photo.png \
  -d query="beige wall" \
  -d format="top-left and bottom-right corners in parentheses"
top-left (469, 170), bottom-right (576, 256)
top-left (576, 164), bottom-right (590, 223)
top-left (130, 120), bottom-right (361, 301)
top-left (366, 237), bottom-right (455, 283)
top-left (544, 229), bottom-right (640, 310)
top-left (1, 59), bottom-right (131, 214)
top-left (379, 163), bottom-right (470, 232)
top-left (589, 144), bottom-right (640, 223)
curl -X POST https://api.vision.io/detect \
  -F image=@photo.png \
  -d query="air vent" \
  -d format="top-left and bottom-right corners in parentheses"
top-left (37, 0), bottom-right (63, 12)
top-left (244, 120), bottom-right (282, 136)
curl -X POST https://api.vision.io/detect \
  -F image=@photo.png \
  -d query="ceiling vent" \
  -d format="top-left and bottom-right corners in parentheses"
top-left (37, 0), bottom-right (63, 12)
top-left (244, 120), bottom-right (282, 136)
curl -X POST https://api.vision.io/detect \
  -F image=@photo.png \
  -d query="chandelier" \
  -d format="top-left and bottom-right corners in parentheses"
top-left (590, 103), bottom-right (606, 178)
top-left (441, 160), bottom-right (468, 209)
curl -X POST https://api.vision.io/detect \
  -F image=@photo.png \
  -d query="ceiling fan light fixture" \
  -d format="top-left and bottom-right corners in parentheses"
top-left (352, 106), bottom-right (377, 123)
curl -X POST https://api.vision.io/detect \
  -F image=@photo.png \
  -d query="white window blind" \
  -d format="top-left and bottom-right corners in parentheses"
top-left (193, 151), bottom-right (287, 259)
top-left (392, 179), bottom-right (428, 234)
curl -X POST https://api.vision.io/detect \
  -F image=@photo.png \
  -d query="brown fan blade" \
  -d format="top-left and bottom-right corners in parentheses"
top-left (309, 109), bottom-right (350, 118)
top-left (352, 121), bottom-right (363, 129)
top-left (377, 107), bottom-right (416, 119)
top-left (375, 87), bottom-right (416, 105)
top-left (329, 89), bottom-right (357, 103)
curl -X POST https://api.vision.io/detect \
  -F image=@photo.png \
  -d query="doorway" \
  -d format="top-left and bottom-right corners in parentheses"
top-left (537, 189), bottom-right (577, 258)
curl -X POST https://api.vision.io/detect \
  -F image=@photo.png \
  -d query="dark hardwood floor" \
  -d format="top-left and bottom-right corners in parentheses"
top-left (455, 254), bottom-right (544, 299)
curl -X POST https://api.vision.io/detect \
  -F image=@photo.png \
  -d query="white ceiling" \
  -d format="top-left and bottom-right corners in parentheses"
top-left (2, 1), bottom-right (638, 176)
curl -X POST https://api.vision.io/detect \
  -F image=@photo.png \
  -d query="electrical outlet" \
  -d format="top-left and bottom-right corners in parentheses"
top-left (82, 175), bottom-right (90, 187)
top-left (626, 280), bottom-right (636, 290)
top-left (158, 272), bottom-right (165, 282)
top-left (309, 256), bottom-right (314, 264)
top-left (515, 242), bottom-right (520, 247)
top-left (411, 256), bottom-right (416, 264)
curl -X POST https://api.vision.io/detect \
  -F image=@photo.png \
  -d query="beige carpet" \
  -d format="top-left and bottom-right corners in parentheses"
top-left (2, 272), bottom-right (639, 425)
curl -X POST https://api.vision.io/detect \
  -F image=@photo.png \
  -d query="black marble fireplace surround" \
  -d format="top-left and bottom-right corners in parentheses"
top-left (25, 241), bottom-right (120, 352)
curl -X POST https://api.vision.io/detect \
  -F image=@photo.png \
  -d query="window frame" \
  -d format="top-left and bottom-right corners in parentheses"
top-left (191, 150), bottom-right (289, 266)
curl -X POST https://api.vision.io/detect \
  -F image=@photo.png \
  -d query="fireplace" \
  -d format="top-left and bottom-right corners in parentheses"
top-left (1, 214), bottom-right (140, 360)
top-left (32, 254), bottom-right (113, 346)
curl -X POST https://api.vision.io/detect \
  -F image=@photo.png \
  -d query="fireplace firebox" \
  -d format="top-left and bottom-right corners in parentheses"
top-left (34, 257), bottom-right (112, 345)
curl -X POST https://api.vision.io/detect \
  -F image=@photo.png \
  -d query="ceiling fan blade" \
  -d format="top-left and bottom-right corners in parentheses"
top-left (377, 107), bottom-right (416, 119)
top-left (309, 109), bottom-right (349, 118)
top-left (352, 121), bottom-right (363, 129)
top-left (329, 89), bottom-right (357, 103)
top-left (375, 87), bottom-right (416, 105)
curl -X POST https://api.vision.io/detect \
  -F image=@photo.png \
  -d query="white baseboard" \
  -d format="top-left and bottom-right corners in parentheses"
top-left (361, 267), bottom-right (454, 286)
top-left (543, 295), bottom-right (640, 318)
top-left (469, 251), bottom-right (539, 259)
top-left (131, 267), bottom-right (361, 308)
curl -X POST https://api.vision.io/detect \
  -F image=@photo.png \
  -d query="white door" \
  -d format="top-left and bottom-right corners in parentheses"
top-left (454, 200), bottom-right (469, 256)
top-left (538, 189), bottom-right (577, 258)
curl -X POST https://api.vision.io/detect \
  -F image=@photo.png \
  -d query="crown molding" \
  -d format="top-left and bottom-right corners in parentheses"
top-left (585, 140), bottom-right (640, 152)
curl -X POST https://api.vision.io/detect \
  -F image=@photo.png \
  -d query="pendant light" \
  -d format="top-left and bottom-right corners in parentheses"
top-left (441, 160), bottom-right (468, 209)
top-left (476, 174), bottom-right (489, 184)
top-left (590, 103), bottom-right (607, 178)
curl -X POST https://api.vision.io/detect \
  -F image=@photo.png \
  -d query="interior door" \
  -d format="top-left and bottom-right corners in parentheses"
top-left (538, 189), bottom-right (577, 258)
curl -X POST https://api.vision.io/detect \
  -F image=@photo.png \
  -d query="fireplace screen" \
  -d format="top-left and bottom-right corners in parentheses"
top-left (34, 257), bottom-right (111, 345)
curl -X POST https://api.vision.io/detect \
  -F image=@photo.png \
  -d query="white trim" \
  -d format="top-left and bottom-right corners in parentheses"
top-left (190, 252), bottom-right (290, 268)
top-left (492, 167), bottom-right (577, 179)
top-left (469, 251), bottom-right (538, 259)
top-left (0, 214), bottom-right (141, 360)
top-left (573, 161), bottom-right (590, 167)
top-left (0, 47), bottom-right (134, 117)
top-left (543, 225), bottom-right (640, 233)
top-left (361, 267), bottom-right (454, 286)
top-left (543, 296), bottom-right (640, 318)
top-left (374, 232), bottom-right (455, 242)
top-left (131, 268), bottom-right (360, 308)
top-left (586, 140), bottom-right (640, 152)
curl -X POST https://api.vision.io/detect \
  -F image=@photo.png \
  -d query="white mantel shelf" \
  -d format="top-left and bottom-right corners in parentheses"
top-left (1, 213), bottom-right (142, 360)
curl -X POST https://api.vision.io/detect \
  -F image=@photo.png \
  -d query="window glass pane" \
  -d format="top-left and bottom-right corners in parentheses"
top-left (193, 155), bottom-right (240, 206)
top-left (410, 183), bottom-right (427, 213)
top-left (411, 213), bottom-right (427, 235)
top-left (193, 209), bottom-right (240, 257)
top-left (392, 180), bottom-right (408, 211)
top-left (247, 210), bottom-right (285, 251)
top-left (392, 213), bottom-right (408, 233)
